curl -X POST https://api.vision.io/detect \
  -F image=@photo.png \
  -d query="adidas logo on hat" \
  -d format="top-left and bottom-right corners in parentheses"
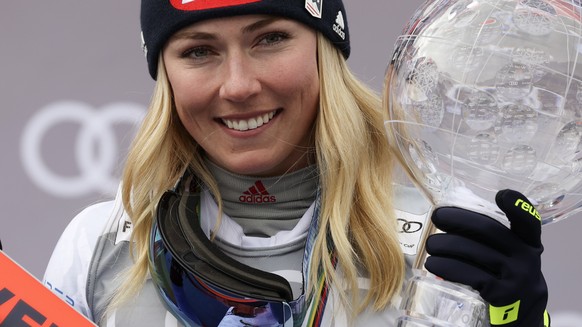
top-left (239, 181), bottom-right (277, 204)
top-left (333, 10), bottom-right (346, 40)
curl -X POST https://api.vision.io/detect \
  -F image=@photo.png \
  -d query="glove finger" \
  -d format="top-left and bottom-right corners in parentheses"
top-left (424, 256), bottom-right (495, 293)
top-left (495, 189), bottom-right (542, 248)
top-left (426, 234), bottom-right (507, 277)
top-left (431, 207), bottom-right (516, 252)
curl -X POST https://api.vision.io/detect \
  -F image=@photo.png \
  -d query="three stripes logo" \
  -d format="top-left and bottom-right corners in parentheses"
top-left (239, 181), bottom-right (277, 204)
top-left (333, 10), bottom-right (346, 40)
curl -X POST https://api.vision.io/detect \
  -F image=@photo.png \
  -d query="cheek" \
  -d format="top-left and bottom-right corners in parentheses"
top-left (169, 75), bottom-right (212, 123)
top-left (170, 82), bottom-right (213, 142)
top-left (275, 52), bottom-right (320, 107)
top-left (173, 94), bottom-right (197, 130)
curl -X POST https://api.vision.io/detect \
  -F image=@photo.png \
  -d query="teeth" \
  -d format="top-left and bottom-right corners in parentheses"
top-left (222, 110), bottom-right (276, 131)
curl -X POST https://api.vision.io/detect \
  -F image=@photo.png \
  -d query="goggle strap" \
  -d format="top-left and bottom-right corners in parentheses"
top-left (179, 191), bottom-right (295, 301)
top-left (157, 171), bottom-right (295, 302)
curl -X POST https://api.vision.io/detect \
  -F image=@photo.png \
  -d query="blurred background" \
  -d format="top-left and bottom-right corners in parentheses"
top-left (1, 1), bottom-right (580, 325)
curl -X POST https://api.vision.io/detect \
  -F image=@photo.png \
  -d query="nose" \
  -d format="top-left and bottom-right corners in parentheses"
top-left (219, 52), bottom-right (262, 102)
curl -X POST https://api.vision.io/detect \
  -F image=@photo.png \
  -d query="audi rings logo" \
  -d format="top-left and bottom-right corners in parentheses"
top-left (397, 218), bottom-right (423, 233)
top-left (20, 101), bottom-right (146, 198)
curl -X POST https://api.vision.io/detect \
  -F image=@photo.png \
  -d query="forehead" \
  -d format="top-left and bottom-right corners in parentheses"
top-left (169, 14), bottom-right (299, 39)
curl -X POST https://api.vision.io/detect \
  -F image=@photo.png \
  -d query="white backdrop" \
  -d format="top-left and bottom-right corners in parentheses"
top-left (1, 1), bottom-right (581, 324)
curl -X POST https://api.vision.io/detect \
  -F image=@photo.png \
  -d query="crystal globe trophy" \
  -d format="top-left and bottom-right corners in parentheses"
top-left (384, 0), bottom-right (582, 326)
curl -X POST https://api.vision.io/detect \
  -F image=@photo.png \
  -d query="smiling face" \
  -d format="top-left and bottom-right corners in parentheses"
top-left (162, 15), bottom-right (320, 177)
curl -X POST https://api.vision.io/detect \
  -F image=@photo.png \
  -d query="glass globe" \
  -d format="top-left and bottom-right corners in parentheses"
top-left (386, 1), bottom-right (582, 325)
top-left (385, 0), bottom-right (582, 225)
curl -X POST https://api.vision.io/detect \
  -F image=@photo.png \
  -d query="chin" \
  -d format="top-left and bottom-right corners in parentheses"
top-left (212, 149), bottom-right (308, 177)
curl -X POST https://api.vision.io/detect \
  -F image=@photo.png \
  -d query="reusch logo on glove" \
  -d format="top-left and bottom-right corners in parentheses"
top-left (171, 0), bottom-right (260, 11)
top-left (514, 198), bottom-right (541, 221)
top-left (489, 301), bottom-right (520, 325)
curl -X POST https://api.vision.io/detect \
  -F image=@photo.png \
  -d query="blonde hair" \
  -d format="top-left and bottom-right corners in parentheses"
top-left (109, 32), bottom-right (404, 319)
top-left (313, 35), bottom-right (404, 312)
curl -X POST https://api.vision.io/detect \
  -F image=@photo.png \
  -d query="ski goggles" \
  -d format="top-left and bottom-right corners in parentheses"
top-left (148, 170), bottom-right (309, 326)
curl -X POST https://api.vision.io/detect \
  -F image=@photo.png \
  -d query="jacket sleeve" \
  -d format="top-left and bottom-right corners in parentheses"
top-left (42, 201), bottom-right (114, 322)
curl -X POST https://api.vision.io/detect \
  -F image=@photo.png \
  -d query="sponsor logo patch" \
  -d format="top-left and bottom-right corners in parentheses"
top-left (115, 214), bottom-right (133, 245)
top-left (305, 0), bottom-right (323, 18)
top-left (170, 0), bottom-right (261, 11)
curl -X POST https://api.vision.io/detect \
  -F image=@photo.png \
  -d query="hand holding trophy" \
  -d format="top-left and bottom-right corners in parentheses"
top-left (384, 0), bottom-right (582, 326)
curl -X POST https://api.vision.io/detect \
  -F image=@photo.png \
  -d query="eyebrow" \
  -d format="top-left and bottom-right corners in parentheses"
top-left (171, 17), bottom-right (284, 41)
top-left (242, 17), bottom-right (281, 34)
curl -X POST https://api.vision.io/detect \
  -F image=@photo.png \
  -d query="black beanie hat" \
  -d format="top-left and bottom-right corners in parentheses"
top-left (140, 0), bottom-right (350, 79)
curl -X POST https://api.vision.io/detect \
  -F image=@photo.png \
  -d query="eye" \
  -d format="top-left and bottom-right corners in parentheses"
top-left (257, 32), bottom-right (290, 46)
top-left (182, 46), bottom-right (213, 59)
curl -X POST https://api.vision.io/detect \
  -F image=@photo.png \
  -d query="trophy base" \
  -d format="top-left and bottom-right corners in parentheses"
top-left (397, 270), bottom-right (490, 327)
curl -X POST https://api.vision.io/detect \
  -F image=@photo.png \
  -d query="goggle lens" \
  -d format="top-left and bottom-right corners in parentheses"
top-left (149, 218), bottom-right (306, 327)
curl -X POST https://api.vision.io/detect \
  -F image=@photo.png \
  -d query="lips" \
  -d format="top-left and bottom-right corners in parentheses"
top-left (221, 110), bottom-right (278, 131)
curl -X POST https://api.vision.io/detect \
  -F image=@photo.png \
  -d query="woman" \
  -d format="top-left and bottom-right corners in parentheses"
top-left (44, 0), bottom-right (549, 326)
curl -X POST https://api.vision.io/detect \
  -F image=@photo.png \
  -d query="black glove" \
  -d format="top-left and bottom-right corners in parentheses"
top-left (425, 189), bottom-right (550, 327)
